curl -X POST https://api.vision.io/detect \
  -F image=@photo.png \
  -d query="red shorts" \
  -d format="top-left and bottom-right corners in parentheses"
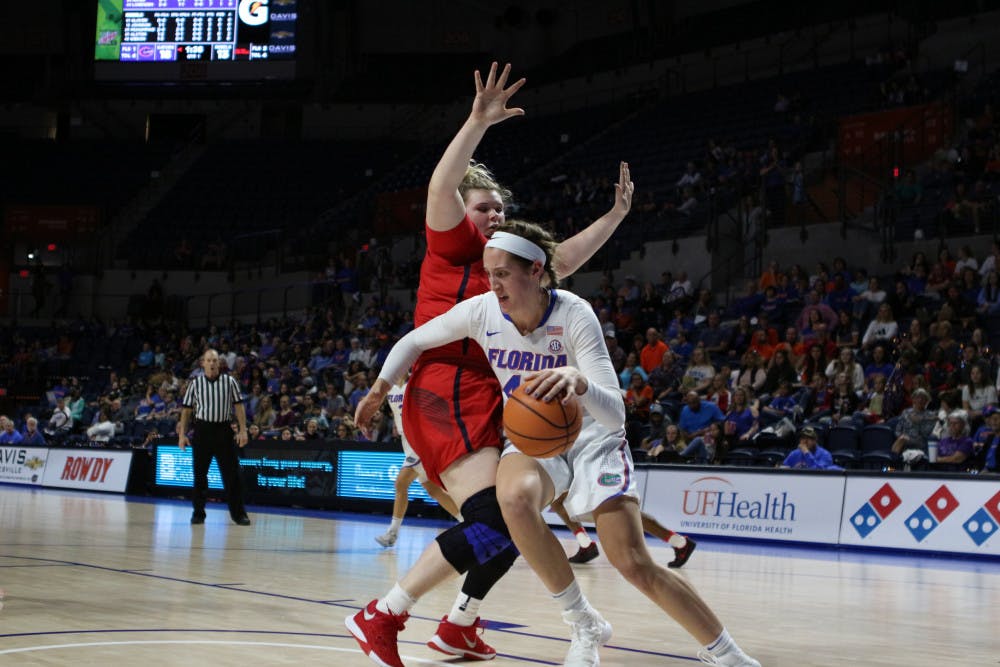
top-left (402, 357), bottom-right (503, 488)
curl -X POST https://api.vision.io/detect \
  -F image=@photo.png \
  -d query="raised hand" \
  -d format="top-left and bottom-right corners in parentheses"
top-left (612, 161), bottom-right (634, 218)
top-left (471, 62), bottom-right (526, 127)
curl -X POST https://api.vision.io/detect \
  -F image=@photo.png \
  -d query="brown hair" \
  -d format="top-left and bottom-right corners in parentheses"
top-left (493, 220), bottom-right (560, 288)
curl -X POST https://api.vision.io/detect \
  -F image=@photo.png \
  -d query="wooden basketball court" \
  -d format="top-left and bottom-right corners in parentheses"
top-left (1, 484), bottom-right (997, 666)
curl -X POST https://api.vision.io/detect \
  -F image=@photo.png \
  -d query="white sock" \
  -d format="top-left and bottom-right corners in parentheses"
top-left (668, 533), bottom-right (687, 549)
top-left (376, 583), bottom-right (416, 616)
top-left (553, 580), bottom-right (590, 616)
top-left (387, 516), bottom-right (403, 533)
top-left (447, 593), bottom-right (482, 626)
top-left (574, 528), bottom-right (593, 548)
top-left (705, 628), bottom-right (742, 658)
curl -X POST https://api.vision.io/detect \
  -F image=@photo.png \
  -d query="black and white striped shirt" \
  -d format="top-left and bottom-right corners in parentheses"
top-left (182, 374), bottom-right (244, 423)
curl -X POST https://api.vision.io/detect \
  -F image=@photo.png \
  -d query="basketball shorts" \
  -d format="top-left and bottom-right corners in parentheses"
top-left (400, 435), bottom-right (427, 483)
top-left (403, 360), bottom-right (503, 488)
top-left (503, 423), bottom-right (639, 521)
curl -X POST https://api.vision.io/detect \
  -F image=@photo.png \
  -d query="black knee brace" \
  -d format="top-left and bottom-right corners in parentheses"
top-left (435, 486), bottom-right (514, 574)
top-left (462, 543), bottom-right (519, 599)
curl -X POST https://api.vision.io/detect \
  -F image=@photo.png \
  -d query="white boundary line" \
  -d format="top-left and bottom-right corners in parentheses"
top-left (0, 639), bottom-right (454, 664)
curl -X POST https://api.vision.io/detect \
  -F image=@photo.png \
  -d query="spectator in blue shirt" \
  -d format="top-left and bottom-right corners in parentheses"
top-left (780, 427), bottom-right (842, 470)
top-left (0, 416), bottom-right (24, 445)
top-left (678, 391), bottom-right (725, 442)
top-left (21, 417), bottom-right (46, 446)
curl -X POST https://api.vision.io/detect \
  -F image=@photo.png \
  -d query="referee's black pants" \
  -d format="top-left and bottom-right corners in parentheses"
top-left (192, 420), bottom-right (247, 519)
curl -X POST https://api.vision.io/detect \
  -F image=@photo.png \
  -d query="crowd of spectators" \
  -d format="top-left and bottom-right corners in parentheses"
top-left (4, 231), bottom-right (1000, 478)
top-left (1, 288), bottom-right (416, 449)
top-left (599, 244), bottom-right (1000, 475)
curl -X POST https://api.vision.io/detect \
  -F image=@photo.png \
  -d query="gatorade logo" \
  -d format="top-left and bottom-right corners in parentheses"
top-left (239, 0), bottom-right (269, 26)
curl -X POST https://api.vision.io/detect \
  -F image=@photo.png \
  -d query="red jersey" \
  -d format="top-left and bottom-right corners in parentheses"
top-left (413, 215), bottom-right (492, 372)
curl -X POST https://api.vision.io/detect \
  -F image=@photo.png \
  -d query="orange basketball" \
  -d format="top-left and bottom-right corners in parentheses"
top-left (503, 384), bottom-right (583, 458)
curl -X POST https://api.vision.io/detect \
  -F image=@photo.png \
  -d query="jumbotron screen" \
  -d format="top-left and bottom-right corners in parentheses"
top-left (94, 0), bottom-right (297, 81)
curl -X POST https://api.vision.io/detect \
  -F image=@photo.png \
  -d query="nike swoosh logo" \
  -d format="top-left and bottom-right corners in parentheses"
top-left (486, 330), bottom-right (502, 336)
top-left (463, 635), bottom-right (478, 648)
top-left (363, 609), bottom-right (377, 621)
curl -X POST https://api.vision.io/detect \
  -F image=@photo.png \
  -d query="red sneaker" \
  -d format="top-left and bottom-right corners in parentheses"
top-left (345, 599), bottom-right (409, 667)
top-left (427, 616), bottom-right (497, 660)
top-left (668, 537), bottom-right (697, 569)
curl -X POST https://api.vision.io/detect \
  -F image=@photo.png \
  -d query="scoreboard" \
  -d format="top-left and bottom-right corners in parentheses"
top-left (95, 0), bottom-right (297, 80)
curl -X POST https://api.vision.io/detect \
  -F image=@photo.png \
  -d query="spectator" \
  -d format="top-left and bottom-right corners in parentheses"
top-left (0, 416), bottom-right (23, 444)
top-left (706, 373), bottom-right (731, 412)
top-left (961, 364), bottom-right (997, 424)
top-left (723, 387), bottom-right (760, 453)
top-left (603, 331), bottom-right (627, 375)
top-left (861, 304), bottom-right (899, 350)
top-left (733, 350), bottom-right (767, 394)
top-left (44, 398), bottom-right (73, 436)
top-left (677, 391), bottom-right (725, 444)
top-left (136, 342), bottom-right (155, 368)
top-left (852, 277), bottom-right (887, 322)
top-left (826, 347), bottom-right (865, 392)
top-left (624, 373), bottom-right (654, 422)
top-left (253, 396), bottom-right (275, 430)
top-left (891, 388), bottom-right (936, 457)
top-left (645, 423), bottom-right (687, 461)
top-left (680, 346), bottom-right (716, 394)
top-left (934, 411), bottom-right (974, 467)
top-left (697, 312), bottom-right (730, 360)
top-left (86, 407), bottom-right (116, 444)
top-left (618, 351), bottom-right (648, 389)
top-left (648, 350), bottom-right (684, 402)
top-left (639, 327), bottom-right (669, 374)
top-left (679, 421), bottom-right (724, 464)
top-left (971, 406), bottom-right (1000, 471)
top-left (863, 345), bottom-right (895, 384)
top-left (780, 427), bottom-right (841, 469)
top-left (761, 349), bottom-right (798, 396)
top-left (828, 372), bottom-right (861, 425)
top-left (272, 395), bottom-right (298, 429)
top-left (21, 417), bottom-right (45, 446)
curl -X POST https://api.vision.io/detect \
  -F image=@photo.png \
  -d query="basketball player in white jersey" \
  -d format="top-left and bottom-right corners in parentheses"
top-left (376, 384), bottom-right (460, 547)
top-left (356, 219), bottom-right (759, 667)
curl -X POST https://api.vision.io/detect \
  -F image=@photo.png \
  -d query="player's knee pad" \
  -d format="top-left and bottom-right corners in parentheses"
top-left (435, 486), bottom-right (512, 574)
top-left (462, 543), bottom-right (519, 600)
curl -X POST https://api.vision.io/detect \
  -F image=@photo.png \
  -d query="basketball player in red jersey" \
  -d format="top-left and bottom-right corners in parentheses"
top-left (347, 62), bottom-right (634, 667)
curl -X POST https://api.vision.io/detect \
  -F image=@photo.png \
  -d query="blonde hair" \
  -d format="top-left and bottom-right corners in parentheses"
top-left (493, 220), bottom-right (560, 287)
top-left (460, 162), bottom-right (512, 203)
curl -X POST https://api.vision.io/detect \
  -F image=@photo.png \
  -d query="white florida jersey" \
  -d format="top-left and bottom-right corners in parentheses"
top-left (380, 289), bottom-right (626, 445)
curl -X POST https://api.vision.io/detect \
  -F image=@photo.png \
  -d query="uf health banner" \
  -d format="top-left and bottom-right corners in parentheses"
top-left (840, 477), bottom-right (1000, 556)
top-left (642, 469), bottom-right (845, 544)
top-left (0, 446), bottom-right (49, 485)
top-left (41, 449), bottom-right (133, 493)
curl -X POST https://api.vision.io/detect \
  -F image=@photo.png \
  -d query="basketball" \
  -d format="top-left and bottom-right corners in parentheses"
top-left (503, 384), bottom-right (583, 458)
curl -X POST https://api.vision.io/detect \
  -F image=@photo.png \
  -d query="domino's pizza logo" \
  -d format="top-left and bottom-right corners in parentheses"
top-left (849, 482), bottom-right (902, 538)
top-left (962, 489), bottom-right (1000, 547)
top-left (903, 485), bottom-right (959, 542)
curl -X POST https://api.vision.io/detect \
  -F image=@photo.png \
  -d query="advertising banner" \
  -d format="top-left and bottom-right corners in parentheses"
top-left (0, 446), bottom-right (49, 485)
top-left (642, 469), bottom-right (846, 544)
top-left (840, 476), bottom-right (1000, 556)
top-left (41, 449), bottom-right (133, 492)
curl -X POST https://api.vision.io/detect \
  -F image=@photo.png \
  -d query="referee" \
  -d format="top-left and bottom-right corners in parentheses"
top-left (178, 349), bottom-right (251, 526)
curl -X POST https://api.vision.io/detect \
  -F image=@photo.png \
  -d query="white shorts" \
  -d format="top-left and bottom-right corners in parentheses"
top-left (502, 428), bottom-right (639, 521)
top-left (400, 435), bottom-right (428, 483)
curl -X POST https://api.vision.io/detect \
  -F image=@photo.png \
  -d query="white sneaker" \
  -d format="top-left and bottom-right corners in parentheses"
top-left (562, 608), bottom-right (612, 667)
top-left (375, 530), bottom-right (398, 547)
top-left (698, 648), bottom-right (762, 666)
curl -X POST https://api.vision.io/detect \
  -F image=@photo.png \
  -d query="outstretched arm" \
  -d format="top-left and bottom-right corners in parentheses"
top-left (426, 62), bottom-right (526, 233)
top-left (552, 161), bottom-right (634, 279)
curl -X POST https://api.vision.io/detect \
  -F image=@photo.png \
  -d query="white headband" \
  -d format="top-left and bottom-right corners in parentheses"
top-left (485, 231), bottom-right (546, 265)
